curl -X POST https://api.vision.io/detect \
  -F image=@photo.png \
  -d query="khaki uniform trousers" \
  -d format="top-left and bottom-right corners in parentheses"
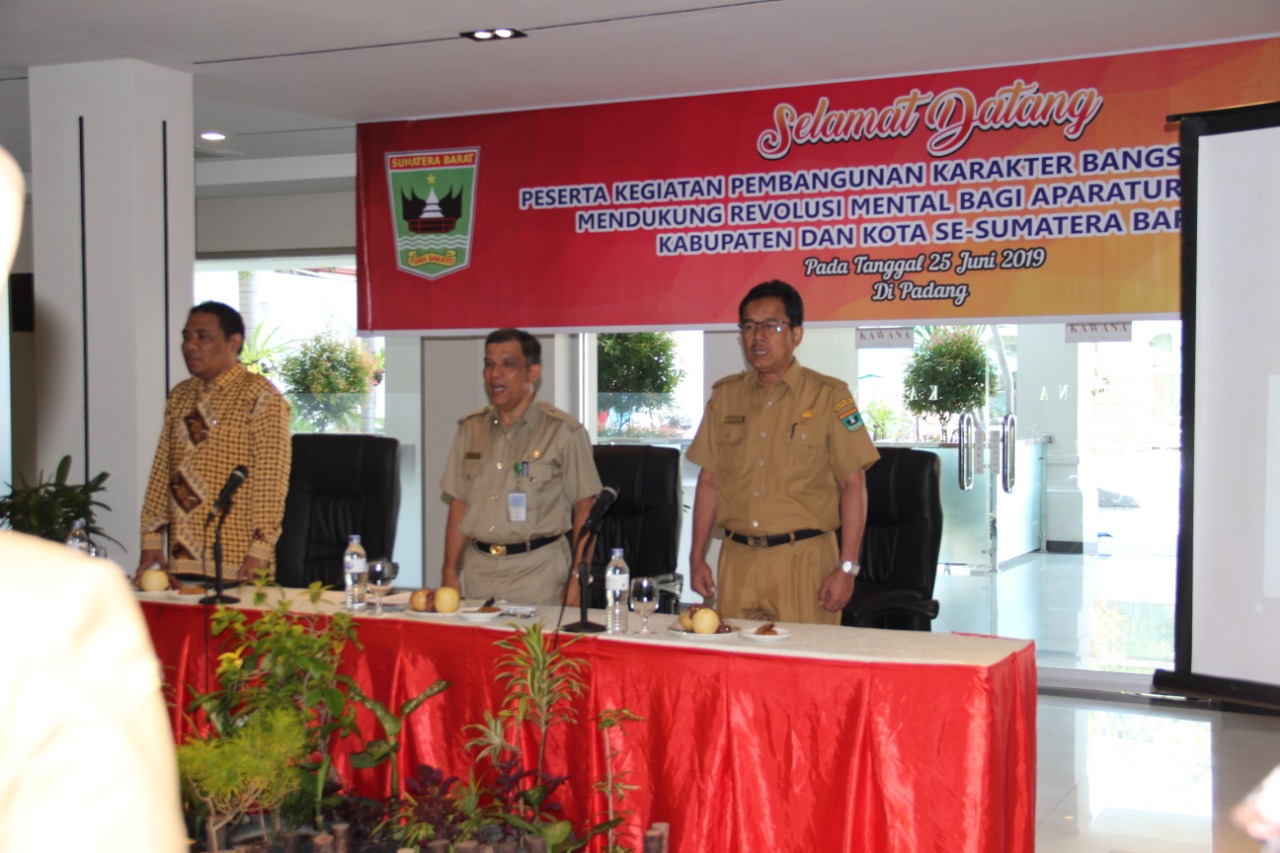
top-left (460, 537), bottom-right (572, 606)
top-left (716, 531), bottom-right (842, 625)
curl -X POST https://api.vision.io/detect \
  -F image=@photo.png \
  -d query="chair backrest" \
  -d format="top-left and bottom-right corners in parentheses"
top-left (275, 433), bottom-right (401, 588)
top-left (589, 444), bottom-right (682, 579)
top-left (858, 446), bottom-right (943, 598)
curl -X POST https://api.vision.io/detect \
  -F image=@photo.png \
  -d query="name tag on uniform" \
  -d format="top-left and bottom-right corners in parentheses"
top-left (508, 490), bottom-right (527, 522)
top-left (464, 451), bottom-right (482, 459)
top-left (723, 415), bottom-right (745, 424)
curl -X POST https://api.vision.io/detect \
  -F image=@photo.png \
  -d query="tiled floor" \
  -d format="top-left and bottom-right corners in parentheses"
top-left (1036, 691), bottom-right (1280, 852)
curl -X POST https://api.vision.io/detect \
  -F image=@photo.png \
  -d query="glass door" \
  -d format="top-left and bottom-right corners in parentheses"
top-left (858, 320), bottom-right (1180, 682)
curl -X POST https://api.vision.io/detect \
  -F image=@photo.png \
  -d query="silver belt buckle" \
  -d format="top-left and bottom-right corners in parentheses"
top-left (747, 534), bottom-right (767, 547)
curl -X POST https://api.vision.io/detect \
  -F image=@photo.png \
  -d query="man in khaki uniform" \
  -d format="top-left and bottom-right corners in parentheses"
top-left (440, 328), bottom-right (602, 605)
top-left (688, 281), bottom-right (879, 625)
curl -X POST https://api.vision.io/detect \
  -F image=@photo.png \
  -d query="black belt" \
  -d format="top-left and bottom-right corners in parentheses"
top-left (474, 535), bottom-right (563, 557)
top-left (725, 528), bottom-right (826, 548)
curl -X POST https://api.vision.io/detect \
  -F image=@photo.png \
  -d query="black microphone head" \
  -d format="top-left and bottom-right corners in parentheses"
top-left (599, 484), bottom-right (620, 508)
top-left (231, 465), bottom-right (249, 481)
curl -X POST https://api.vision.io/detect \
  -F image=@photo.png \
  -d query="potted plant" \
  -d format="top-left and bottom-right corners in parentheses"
top-left (0, 454), bottom-right (121, 548)
top-left (389, 624), bottom-right (643, 852)
top-left (902, 326), bottom-right (999, 440)
top-left (181, 581), bottom-right (361, 847)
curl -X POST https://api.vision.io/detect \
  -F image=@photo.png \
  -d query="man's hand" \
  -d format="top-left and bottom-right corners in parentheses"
top-left (134, 549), bottom-right (172, 587)
top-left (817, 568), bottom-right (855, 612)
top-left (690, 556), bottom-right (717, 599)
top-left (562, 579), bottom-right (581, 608)
top-left (236, 554), bottom-right (267, 583)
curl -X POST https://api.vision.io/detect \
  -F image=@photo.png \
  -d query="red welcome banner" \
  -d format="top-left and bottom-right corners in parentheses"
top-left (356, 38), bottom-right (1280, 333)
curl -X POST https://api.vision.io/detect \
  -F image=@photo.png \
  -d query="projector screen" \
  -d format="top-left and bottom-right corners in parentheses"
top-left (1156, 102), bottom-right (1280, 705)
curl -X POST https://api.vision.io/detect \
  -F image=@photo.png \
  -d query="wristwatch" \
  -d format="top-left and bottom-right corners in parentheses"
top-left (839, 560), bottom-right (860, 577)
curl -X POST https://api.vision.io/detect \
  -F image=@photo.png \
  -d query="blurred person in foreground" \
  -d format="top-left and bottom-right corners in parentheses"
top-left (439, 328), bottom-right (601, 605)
top-left (136, 301), bottom-right (291, 584)
top-left (687, 280), bottom-right (880, 625)
top-left (0, 147), bottom-right (186, 851)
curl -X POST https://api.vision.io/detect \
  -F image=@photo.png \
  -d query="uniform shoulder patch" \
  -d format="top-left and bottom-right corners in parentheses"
top-left (834, 397), bottom-right (866, 432)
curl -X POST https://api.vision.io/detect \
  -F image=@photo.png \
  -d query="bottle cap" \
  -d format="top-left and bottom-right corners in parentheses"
top-left (349, 534), bottom-right (361, 542)
top-left (611, 547), bottom-right (624, 557)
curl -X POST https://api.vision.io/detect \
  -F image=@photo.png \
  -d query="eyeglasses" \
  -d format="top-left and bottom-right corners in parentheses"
top-left (738, 320), bottom-right (792, 335)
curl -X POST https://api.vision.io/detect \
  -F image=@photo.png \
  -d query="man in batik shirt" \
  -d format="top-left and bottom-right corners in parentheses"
top-left (136, 302), bottom-right (291, 581)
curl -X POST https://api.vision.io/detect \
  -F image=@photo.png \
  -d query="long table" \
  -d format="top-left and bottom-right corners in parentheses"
top-left (140, 590), bottom-right (1036, 852)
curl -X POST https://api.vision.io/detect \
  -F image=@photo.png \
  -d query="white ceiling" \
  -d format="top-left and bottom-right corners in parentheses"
top-left (2, 0), bottom-right (1278, 196)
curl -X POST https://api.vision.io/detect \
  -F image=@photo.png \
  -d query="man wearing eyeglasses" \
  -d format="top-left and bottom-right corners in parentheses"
top-left (687, 280), bottom-right (879, 625)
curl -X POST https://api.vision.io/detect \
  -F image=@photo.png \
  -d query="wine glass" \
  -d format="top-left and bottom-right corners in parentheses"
top-left (366, 560), bottom-right (399, 616)
top-left (631, 577), bottom-right (659, 635)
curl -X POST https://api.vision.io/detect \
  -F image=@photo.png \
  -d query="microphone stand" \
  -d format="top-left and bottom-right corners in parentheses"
top-left (200, 498), bottom-right (240, 605)
top-left (561, 526), bottom-right (605, 633)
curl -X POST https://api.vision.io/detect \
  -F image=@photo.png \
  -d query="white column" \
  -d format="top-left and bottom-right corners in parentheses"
top-left (29, 59), bottom-right (194, 554)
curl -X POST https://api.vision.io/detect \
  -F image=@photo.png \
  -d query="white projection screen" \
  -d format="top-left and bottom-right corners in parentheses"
top-left (1155, 101), bottom-right (1280, 706)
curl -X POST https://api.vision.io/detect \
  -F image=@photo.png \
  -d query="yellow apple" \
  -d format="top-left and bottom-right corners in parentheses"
top-left (139, 568), bottom-right (170, 592)
top-left (409, 588), bottom-right (435, 612)
top-left (691, 607), bottom-right (721, 635)
top-left (679, 604), bottom-right (700, 632)
top-left (434, 586), bottom-right (461, 613)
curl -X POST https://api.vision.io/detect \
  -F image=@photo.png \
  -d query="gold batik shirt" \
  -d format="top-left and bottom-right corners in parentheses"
top-left (140, 364), bottom-right (291, 576)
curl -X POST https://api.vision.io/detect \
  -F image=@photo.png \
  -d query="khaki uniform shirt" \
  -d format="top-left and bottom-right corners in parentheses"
top-left (688, 359), bottom-right (879, 536)
top-left (140, 364), bottom-right (292, 576)
top-left (441, 399), bottom-right (602, 545)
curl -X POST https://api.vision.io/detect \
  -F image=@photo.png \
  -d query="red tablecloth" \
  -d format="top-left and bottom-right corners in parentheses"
top-left (141, 600), bottom-right (1036, 852)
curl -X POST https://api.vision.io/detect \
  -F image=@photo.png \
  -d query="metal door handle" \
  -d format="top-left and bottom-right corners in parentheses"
top-left (1001, 414), bottom-right (1017, 494)
top-left (958, 412), bottom-right (975, 492)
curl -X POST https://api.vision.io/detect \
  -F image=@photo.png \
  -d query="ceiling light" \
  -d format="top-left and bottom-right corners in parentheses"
top-left (461, 28), bottom-right (527, 42)
top-left (201, 131), bottom-right (227, 141)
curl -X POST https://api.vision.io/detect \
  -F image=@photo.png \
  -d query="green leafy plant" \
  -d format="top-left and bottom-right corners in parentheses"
top-left (178, 706), bottom-right (309, 853)
top-left (0, 454), bottom-right (121, 548)
top-left (240, 322), bottom-right (291, 378)
top-left (342, 676), bottom-right (450, 797)
top-left (186, 581), bottom-right (361, 838)
top-left (862, 398), bottom-right (905, 442)
top-left (598, 332), bottom-right (685, 435)
top-left (391, 624), bottom-right (640, 852)
top-left (278, 328), bottom-right (378, 432)
top-left (902, 326), bottom-right (998, 438)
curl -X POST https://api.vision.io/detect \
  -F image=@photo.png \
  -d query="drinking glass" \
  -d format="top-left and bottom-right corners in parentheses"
top-left (631, 577), bottom-right (659, 635)
top-left (366, 560), bottom-right (399, 616)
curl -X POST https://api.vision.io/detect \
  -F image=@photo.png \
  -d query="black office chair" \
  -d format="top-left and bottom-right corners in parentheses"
top-left (842, 446), bottom-right (943, 631)
top-left (275, 433), bottom-right (402, 589)
top-left (587, 444), bottom-right (684, 613)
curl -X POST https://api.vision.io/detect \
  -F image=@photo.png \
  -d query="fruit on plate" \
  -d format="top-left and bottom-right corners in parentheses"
top-left (139, 568), bottom-right (170, 592)
top-left (409, 588), bottom-right (435, 612)
top-left (755, 622), bottom-right (778, 636)
top-left (691, 606), bottom-right (722, 635)
top-left (679, 603), bottom-right (703, 632)
top-left (434, 586), bottom-right (461, 613)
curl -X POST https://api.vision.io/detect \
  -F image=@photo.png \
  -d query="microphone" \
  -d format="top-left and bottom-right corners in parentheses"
top-left (580, 485), bottom-right (620, 535)
top-left (212, 465), bottom-right (249, 514)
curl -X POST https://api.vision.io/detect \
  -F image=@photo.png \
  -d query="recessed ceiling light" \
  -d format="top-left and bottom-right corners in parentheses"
top-left (200, 131), bottom-right (227, 142)
top-left (461, 28), bottom-right (527, 42)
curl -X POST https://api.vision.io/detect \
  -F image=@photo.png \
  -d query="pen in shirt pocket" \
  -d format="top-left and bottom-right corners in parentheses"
top-left (791, 422), bottom-right (797, 438)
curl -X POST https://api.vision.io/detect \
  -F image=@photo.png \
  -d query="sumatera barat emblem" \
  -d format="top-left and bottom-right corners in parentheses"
top-left (386, 147), bottom-right (479, 280)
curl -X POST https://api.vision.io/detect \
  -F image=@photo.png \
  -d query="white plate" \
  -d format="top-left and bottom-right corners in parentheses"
top-left (457, 607), bottom-right (504, 622)
top-left (741, 626), bottom-right (793, 643)
top-left (667, 624), bottom-right (738, 640)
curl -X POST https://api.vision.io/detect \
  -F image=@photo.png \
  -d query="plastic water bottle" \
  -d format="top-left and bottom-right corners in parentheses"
top-left (605, 547), bottom-right (630, 633)
top-left (343, 534), bottom-right (367, 610)
top-left (64, 519), bottom-right (91, 554)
